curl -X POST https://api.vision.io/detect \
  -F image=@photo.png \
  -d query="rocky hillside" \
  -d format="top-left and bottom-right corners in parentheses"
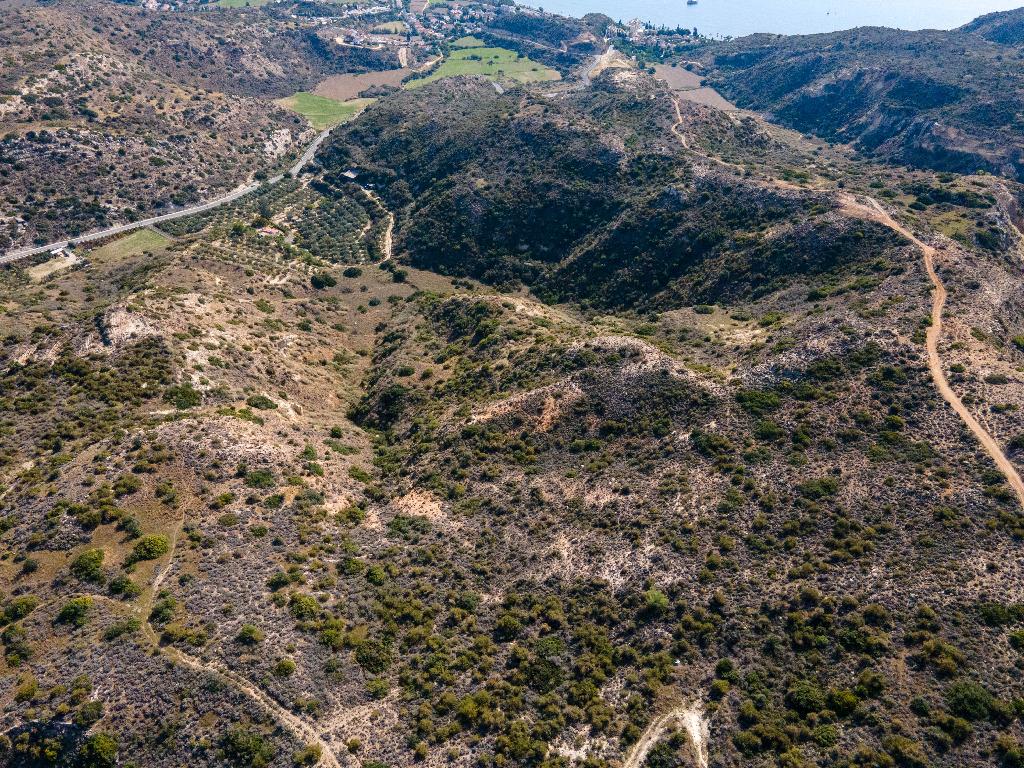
top-left (321, 77), bottom-right (902, 309)
top-left (4, 7), bottom-right (1024, 768)
top-left (0, 0), bottom-right (384, 251)
top-left (695, 20), bottom-right (1024, 181)
top-left (962, 8), bottom-right (1024, 46)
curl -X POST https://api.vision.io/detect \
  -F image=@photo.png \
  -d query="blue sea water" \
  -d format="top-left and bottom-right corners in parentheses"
top-left (522, 0), bottom-right (1024, 38)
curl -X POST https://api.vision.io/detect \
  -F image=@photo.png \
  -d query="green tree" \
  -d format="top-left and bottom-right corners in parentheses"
top-left (70, 548), bottom-right (105, 584)
top-left (77, 732), bottom-right (118, 768)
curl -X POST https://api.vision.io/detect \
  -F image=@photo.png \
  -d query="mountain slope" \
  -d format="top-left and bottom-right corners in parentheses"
top-left (696, 22), bottom-right (1024, 181)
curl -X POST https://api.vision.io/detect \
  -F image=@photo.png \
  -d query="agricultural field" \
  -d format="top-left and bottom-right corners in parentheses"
top-left (406, 45), bottom-right (560, 89)
top-left (372, 20), bottom-right (408, 34)
top-left (85, 229), bottom-right (172, 262)
top-left (276, 93), bottom-right (376, 130)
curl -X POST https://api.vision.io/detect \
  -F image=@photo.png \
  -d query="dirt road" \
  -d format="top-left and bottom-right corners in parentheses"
top-left (842, 195), bottom-right (1024, 509)
top-left (623, 705), bottom-right (709, 768)
top-left (138, 508), bottom-right (342, 768)
top-left (360, 187), bottom-right (394, 262)
top-left (665, 95), bottom-right (1024, 510)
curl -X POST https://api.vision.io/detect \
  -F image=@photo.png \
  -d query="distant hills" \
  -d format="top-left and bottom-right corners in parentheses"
top-left (696, 9), bottom-right (1024, 180)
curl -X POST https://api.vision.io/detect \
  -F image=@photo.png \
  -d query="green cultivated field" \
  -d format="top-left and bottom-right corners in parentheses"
top-left (373, 20), bottom-right (408, 33)
top-left (277, 94), bottom-right (375, 130)
top-left (87, 229), bottom-right (171, 261)
top-left (407, 46), bottom-right (559, 89)
top-left (451, 35), bottom-right (485, 48)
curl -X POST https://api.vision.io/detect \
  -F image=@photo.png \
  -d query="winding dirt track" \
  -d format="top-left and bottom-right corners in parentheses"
top-left (667, 96), bottom-right (1024, 510)
top-left (138, 508), bottom-right (343, 767)
top-left (132, 180), bottom-right (400, 765)
top-left (840, 196), bottom-right (1024, 508)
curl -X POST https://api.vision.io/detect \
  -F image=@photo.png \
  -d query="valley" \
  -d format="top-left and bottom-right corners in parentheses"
top-left (3, 2), bottom-right (1024, 768)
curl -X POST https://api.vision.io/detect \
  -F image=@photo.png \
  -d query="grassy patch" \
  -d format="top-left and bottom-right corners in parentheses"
top-left (451, 35), bottom-right (486, 48)
top-left (87, 229), bottom-right (171, 261)
top-left (373, 21), bottom-right (408, 34)
top-left (277, 93), bottom-right (375, 131)
top-left (407, 46), bottom-right (559, 89)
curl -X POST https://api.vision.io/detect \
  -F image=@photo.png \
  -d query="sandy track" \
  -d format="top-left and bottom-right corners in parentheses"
top-left (623, 705), bottom-right (709, 768)
top-left (842, 195), bottom-right (1024, 509)
top-left (666, 92), bottom-right (1024, 509)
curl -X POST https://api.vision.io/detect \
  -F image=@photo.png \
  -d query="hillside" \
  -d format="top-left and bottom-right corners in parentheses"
top-left (4, 4), bottom-right (1024, 768)
top-left (322, 77), bottom-right (901, 309)
top-left (695, 23), bottom-right (1024, 181)
top-left (962, 8), bottom-right (1024, 45)
top-left (0, 0), bottom-right (387, 251)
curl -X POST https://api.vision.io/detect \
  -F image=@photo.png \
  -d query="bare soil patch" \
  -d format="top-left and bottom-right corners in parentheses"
top-left (314, 69), bottom-right (412, 101)
top-left (678, 87), bottom-right (737, 111)
top-left (653, 63), bottom-right (704, 90)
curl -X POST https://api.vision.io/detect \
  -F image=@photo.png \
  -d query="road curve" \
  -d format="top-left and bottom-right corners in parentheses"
top-left (843, 195), bottom-right (1024, 509)
top-left (665, 92), bottom-right (1024, 510)
top-left (1, 128), bottom-right (333, 267)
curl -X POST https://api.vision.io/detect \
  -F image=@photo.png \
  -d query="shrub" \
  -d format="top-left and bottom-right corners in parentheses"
top-left (104, 618), bottom-right (141, 641)
top-left (245, 469), bottom-right (276, 489)
top-left (222, 726), bottom-right (276, 768)
top-left (797, 476), bottom-right (840, 499)
top-left (3, 595), bottom-right (39, 623)
top-left (881, 735), bottom-right (928, 768)
top-left (354, 639), bottom-right (392, 673)
top-left (246, 394), bottom-right (277, 410)
top-left (293, 744), bottom-right (323, 767)
top-left (113, 474), bottom-right (141, 497)
top-left (827, 688), bottom-right (860, 716)
top-left (237, 624), bottom-right (265, 645)
top-left (786, 679), bottom-right (825, 715)
top-left (77, 732), bottom-right (118, 768)
top-left (273, 658), bottom-right (297, 677)
top-left (643, 588), bottom-right (670, 616)
top-left (311, 272), bottom-right (337, 289)
top-left (343, 267), bottom-right (363, 278)
top-left (289, 593), bottom-right (320, 620)
top-left (129, 534), bottom-right (170, 563)
top-left (70, 548), bottom-right (105, 583)
top-left (56, 597), bottom-right (93, 628)
top-left (366, 677), bottom-right (390, 699)
top-left (736, 389), bottom-right (781, 415)
top-left (164, 383), bottom-right (202, 409)
top-left (946, 679), bottom-right (993, 721)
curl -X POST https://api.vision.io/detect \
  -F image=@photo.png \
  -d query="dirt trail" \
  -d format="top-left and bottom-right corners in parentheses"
top-left (841, 195), bottom-right (1024, 509)
top-left (137, 507), bottom-right (343, 768)
top-left (670, 97), bottom-right (692, 150)
top-left (666, 94), bottom-right (1024, 509)
top-left (669, 97), bottom-right (805, 193)
top-left (360, 187), bottom-right (394, 262)
top-left (623, 704), bottom-right (709, 768)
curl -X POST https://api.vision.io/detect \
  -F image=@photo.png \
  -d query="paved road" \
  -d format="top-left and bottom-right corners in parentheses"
top-left (1, 128), bottom-right (332, 267)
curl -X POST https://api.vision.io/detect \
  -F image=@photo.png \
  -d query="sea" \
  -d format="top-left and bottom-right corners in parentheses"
top-left (520, 0), bottom-right (1024, 38)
